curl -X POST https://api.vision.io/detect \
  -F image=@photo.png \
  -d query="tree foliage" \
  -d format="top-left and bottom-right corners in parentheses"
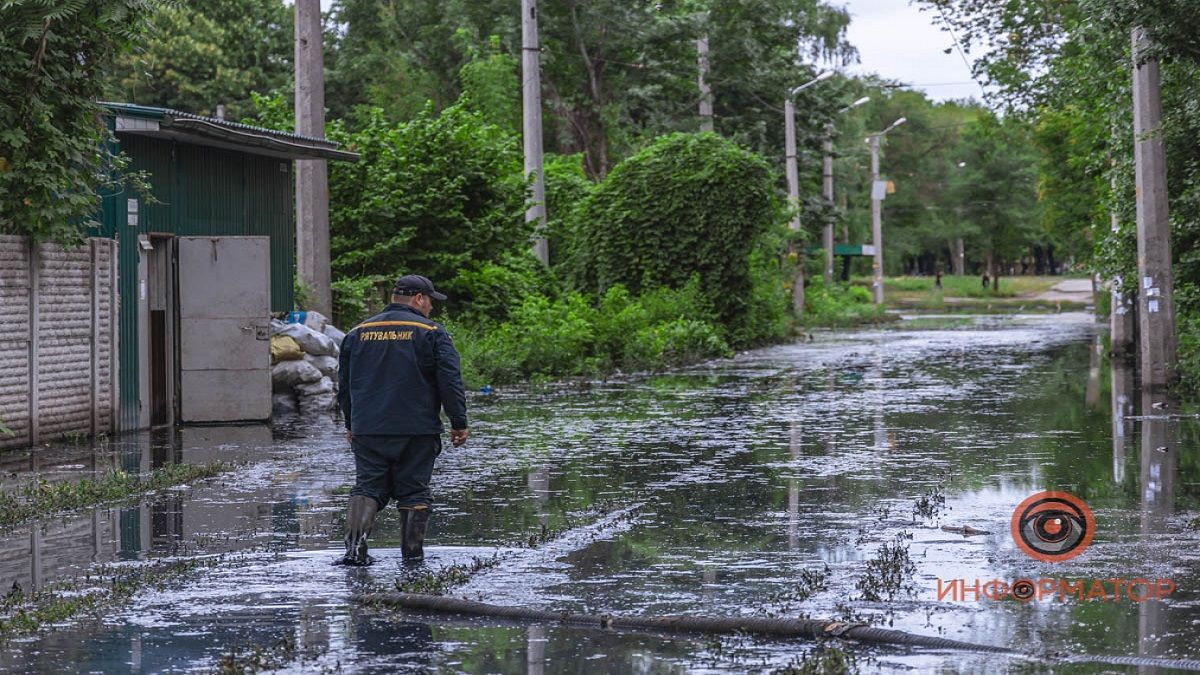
top-left (0, 0), bottom-right (155, 242)
top-left (324, 103), bottom-right (533, 318)
top-left (106, 0), bottom-right (292, 119)
top-left (566, 132), bottom-right (780, 325)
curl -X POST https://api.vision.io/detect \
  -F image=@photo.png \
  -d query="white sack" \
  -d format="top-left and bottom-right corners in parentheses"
top-left (272, 360), bottom-right (323, 391)
top-left (277, 322), bottom-right (337, 357)
top-left (296, 376), bottom-right (334, 397)
top-left (304, 353), bottom-right (339, 378)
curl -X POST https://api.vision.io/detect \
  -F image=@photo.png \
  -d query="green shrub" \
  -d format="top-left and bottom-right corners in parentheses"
top-left (331, 275), bottom-right (389, 327)
top-left (566, 132), bottom-right (781, 326)
top-left (453, 283), bottom-right (732, 387)
top-left (803, 279), bottom-right (890, 328)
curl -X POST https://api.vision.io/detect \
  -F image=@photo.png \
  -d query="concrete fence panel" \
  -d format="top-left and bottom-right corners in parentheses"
top-left (0, 237), bottom-right (118, 449)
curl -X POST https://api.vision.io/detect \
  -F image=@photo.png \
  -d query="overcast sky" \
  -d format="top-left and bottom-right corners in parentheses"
top-left (837, 0), bottom-right (985, 103)
top-left (316, 0), bottom-right (984, 103)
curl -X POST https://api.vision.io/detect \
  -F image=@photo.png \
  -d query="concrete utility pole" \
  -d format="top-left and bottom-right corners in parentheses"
top-left (1131, 27), bottom-right (1176, 391)
top-left (822, 122), bottom-right (835, 284)
top-left (295, 0), bottom-right (331, 317)
top-left (822, 96), bottom-right (869, 284)
top-left (784, 98), bottom-right (803, 315)
top-left (697, 36), bottom-right (714, 132)
top-left (783, 72), bottom-right (832, 317)
top-left (868, 135), bottom-right (883, 304)
top-left (867, 117), bottom-right (905, 305)
top-left (522, 0), bottom-right (549, 266)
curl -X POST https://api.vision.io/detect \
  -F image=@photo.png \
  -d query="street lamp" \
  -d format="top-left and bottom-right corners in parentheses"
top-left (822, 95), bottom-right (870, 283)
top-left (784, 71), bottom-right (833, 318)
top-left (866, 117), bottom-right (907, 305)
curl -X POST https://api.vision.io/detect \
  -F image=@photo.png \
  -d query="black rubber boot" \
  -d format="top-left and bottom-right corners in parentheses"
top-left (399, 505), bottom-right (431, 562)
top-left (336, 495), bottom-right (379, 566)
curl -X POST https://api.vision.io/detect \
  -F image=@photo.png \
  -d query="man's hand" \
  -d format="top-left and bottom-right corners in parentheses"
top-left (346, 430), bottom-right (353, 444)
top-left (450, 428), bottom-right (469, 447)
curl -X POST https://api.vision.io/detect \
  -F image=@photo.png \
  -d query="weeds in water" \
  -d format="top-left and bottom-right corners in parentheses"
top-left (767, 565), bottom-right (831, 616)
top-left (0, 558), bottom-right (210, 643)
top-left (911, 484), bottom-right (947, 522)
top-left (775, 644), bottom-right (859, 674)
top-left (855, 532), bottom-right (917, 602)
top-left (212, 633), bottom-right (332, 674)
top-left (0, 462), bottom-right (231, 530)
top-left (394, 555), bottom-right (501, 595)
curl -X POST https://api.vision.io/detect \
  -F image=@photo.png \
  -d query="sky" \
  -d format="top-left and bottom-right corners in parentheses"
top-left (837, 0), bottom-right (986, 103)
top-left (314, 0), bottom-right (984, 103)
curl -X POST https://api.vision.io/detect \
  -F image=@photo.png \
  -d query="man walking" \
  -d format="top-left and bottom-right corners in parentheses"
top-left (335, 274), bottom-right (469, 566)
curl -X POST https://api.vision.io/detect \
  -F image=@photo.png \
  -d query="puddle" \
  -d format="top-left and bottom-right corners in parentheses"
top-left (1, 312), bottom-right (1198, 672)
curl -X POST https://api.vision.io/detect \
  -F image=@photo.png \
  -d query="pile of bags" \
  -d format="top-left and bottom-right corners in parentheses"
top-left (270, 311), bottom-right (347, 418)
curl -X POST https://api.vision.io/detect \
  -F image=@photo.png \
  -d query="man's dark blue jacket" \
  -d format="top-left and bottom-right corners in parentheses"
top-left (337, 304), bottom-right (467, 435)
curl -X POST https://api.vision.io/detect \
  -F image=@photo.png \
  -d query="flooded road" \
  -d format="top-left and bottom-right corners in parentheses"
top-left (2, 312), bottom-right (1198, 673)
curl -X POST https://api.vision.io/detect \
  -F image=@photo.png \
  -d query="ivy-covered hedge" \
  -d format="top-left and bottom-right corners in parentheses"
top-left (564, 132), bottom-right (782, 330)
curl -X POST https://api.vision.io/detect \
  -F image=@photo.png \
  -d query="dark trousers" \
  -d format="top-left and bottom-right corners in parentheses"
top-left (350, 434), bottom-right (441, 509)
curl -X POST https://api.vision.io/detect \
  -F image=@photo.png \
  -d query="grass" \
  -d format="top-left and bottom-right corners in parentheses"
top-left (894, 316), bottom-right (976, 330)
top-left (393, 555), bottom-right (501, 595)
top-left (0, 462), bottom-right (231, 530)
top-left (856, 275), bottom-right (1090, 311)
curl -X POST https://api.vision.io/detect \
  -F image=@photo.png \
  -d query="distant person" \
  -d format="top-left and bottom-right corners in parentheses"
top-left (981, 272), bottom-right (990, 290)
top-left (935, 271), bottom-right (943, 289)
top-left (335, 274), bottom-right (469, 566)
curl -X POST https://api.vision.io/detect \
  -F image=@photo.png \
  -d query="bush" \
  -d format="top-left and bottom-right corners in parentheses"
top-left (803, 279), bottom-right (890, 328)
top-left (565, 132), bottom-right (781, 327)
top-left (452, 283), bottom-right (732, 388)
top-left (331, 275), bottom-right (389, 328)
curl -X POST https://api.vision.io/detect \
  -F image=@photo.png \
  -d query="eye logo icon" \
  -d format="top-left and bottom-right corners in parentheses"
top-left (1011, 491), bottom-right (1094, 562)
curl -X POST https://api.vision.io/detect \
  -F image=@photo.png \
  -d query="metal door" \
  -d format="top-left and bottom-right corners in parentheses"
top-left (176, 236), bottom-right (271, 422)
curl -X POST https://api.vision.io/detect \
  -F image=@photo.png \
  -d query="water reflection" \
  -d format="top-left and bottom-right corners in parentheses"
top-left (1112, 358), bottom-right (1135, 484)
top-left (1137, 389), bottom-right (1177, 673)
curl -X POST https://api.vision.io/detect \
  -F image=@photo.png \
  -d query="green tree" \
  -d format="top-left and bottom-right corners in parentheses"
top-left (0, 0), bottom-right (156, 242)
top-left (106, 0), bottom-right (292, 118)
top-left (949, 114), bottom-right (1039, 287)
top-left (325, 103), bottom-right (534, 319)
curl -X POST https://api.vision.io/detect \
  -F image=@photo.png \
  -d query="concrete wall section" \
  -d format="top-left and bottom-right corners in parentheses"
top-left (0, 237), bottom-right (118, 449)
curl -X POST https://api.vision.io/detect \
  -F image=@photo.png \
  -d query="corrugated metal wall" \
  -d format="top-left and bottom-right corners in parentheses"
top-left (0, 237), bottom-right (118, 449)
top-left (101, 135), bottom-right (295, 431)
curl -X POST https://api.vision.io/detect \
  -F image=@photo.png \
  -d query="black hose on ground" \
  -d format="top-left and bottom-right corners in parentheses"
top-left (360, 593), bottom-right (1200, 671)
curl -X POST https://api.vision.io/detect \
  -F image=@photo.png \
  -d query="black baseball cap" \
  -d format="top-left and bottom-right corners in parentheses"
top-left (393, 274), bottom-right (447, 301)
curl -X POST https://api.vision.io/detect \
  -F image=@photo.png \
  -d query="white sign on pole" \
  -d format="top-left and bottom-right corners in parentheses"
top-left (871, 180), bottom-right (888, 200)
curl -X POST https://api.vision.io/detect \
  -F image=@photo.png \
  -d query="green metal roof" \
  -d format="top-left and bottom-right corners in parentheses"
top-left (102, 102), bottom-right (358, 162)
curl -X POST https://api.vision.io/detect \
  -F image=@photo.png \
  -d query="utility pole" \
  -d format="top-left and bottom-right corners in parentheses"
top-left (1110, 178), bottom-right (1135, 356)
top-left (869, 134), bottom-right (883, 305)
top-left (866, 117), bottom-right (905, 305)
top-left (822, 96), bottom-right (869, 285)
top-left (697, 36), bottom-right (714, 132)
top-left (295, 0), bottom-right (331, 317)
top-left (1131, 27), bottom-right (1176, 392)
top-left (784, 98), bottom-right (803, 315)
top-left (822, 122), bottom-right (834, 284)
top-left (522, 0), bottom-right (549, 265)
top-left (782, 72), bottom-right (832, 318)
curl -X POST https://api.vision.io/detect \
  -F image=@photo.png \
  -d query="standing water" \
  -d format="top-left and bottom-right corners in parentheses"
top-left (1, 312), bottom-right (1197, 673)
